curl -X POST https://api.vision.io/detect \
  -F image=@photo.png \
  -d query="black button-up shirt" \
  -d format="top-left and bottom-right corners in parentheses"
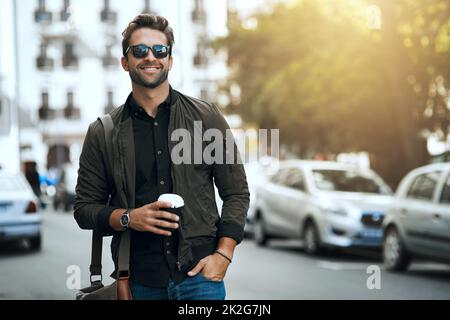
top-left (128, 87), bottom-right (187, 288)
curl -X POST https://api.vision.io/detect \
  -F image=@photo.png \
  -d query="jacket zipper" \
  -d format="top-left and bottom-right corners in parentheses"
top-left (171, 146), bottom-right (183, 272)
top-left (168, 107), bottom-right (183, 272)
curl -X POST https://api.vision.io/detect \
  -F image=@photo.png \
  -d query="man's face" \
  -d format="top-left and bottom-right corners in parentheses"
top-left (121, 28), bottom-right (173, 89)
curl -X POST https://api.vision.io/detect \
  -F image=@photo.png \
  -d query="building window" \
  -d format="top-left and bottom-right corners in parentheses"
top-left (193, 39), bottom-right (208, 66)
top-left (192, 0), bottom-right (206, 24)
top-left (60, 0), bottom-right (72, 22)
top-left (101, 0), bottom-right (117, 24)
top-left (200, 88), bottom-right (209, 101)
top-left (38, 91), bottom-right (56, 120)
top-left (62, 42), bottom-right (79, 69)
top-left (36, 42), bottom-right (54, 71)
top-left (104, 90), bottom-right (115, 114)
top-left (35, 0), bottom-right (53, 24)
top-left (102, 45), bottom-right (118, 68)
top-left (0, 98), bottom-right (11, 136)
top-left (63, 91), bottom-right (80, 120)
top-left (142, 0), bottom-right (154, 14)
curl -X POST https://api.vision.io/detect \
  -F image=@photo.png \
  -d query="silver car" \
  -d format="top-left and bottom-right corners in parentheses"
top-left (253, 160), bottom-right (393, 254)
top-left (0, 172), bottom-right (42, 251)
top-left (383, 162), bottom-right (450, 271)
top-left (215, 159), bottom-right (277, 236)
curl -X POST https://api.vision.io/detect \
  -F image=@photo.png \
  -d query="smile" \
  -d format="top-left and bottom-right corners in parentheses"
top-left (140, 66), bottom-right (161, 74)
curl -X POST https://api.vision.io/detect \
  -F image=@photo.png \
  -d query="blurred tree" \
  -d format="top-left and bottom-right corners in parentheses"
top-left (218, 0), bottom-right (450, 186)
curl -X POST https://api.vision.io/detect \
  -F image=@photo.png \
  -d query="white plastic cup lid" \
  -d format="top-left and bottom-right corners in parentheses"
top-left (158, 193), bottom-right (185, 208)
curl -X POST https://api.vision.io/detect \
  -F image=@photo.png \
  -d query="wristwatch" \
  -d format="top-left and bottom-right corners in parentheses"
top-left (120, 209), bottom-right (131, 229)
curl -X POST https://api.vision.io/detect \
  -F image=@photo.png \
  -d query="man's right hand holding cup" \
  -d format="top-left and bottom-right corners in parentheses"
top-left (109, 200), bottom-right (179, 236)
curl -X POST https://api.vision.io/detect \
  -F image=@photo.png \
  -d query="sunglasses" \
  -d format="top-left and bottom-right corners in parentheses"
top-left (125, 44), bottom-right (170, 59)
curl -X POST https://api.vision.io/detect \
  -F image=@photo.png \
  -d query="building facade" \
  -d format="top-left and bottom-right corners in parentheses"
top-left (0, 0), bottom-right (20, 173)
top-left (14, 0), bottom-right (228, 173)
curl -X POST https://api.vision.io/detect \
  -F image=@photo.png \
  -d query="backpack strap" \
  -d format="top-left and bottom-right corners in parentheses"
top-left (89, 114), bottom-right (130, 284)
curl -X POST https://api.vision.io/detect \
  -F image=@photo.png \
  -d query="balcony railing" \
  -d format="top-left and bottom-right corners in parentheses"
top-left (102, 46), bottom-right (118, 68)
top-left (38, 106), bottom-right (56, 120)
top-left (193, 52), bottom-right (207, 66)
top-left (62, 55), bottom-right (79, 69)
top-left (36, 56), bottom-right (54, 71)
top-left (35, 9), bottom-right (53, 24)
top-left (63, 106), bottom-right (80, 120)
top-left (101, 9), bottom-right (117, 24)
top-left (60, 0), bottom-right (71, 21)
top-left (104, 91), bottom-right (115, 114)
top-left (192, 9), bottom-right (206, 23)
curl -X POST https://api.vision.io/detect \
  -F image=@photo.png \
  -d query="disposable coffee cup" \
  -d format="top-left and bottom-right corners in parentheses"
top-left (158, 193), bottom-right (184, 232)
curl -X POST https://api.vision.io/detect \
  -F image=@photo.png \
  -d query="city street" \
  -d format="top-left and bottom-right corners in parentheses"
top-left (0, 208), bottom-right (450, 300)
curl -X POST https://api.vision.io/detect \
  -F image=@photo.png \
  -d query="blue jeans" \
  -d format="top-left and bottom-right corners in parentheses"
top-left (130, 273), bottom-right (226, 300)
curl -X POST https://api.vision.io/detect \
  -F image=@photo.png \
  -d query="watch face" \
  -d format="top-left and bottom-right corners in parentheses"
top-left (120, 214), bottom-right (129, 227)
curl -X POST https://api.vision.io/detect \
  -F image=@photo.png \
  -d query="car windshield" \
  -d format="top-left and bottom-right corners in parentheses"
top-left (312, 169), bottom-right (390, 194)
top-left (0, 176), bottom-right (28, 192)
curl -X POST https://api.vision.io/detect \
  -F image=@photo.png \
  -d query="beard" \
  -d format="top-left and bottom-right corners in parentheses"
top-left (129, 66), bottom-right (169, 89)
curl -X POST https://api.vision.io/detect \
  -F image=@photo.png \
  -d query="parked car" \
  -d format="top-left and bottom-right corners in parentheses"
top-left (253, 160), bottom-right (393, 254)
top-left (0, 171), bottom-right (42, 251)
top-left (382, 162), bottom-right (450, 271)
top-left (214, 158), bottom-right (278, 237)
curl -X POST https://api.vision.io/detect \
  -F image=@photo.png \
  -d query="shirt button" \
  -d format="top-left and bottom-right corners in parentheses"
top-left (157, 150), bottom-right (162, 155)
top-left (160, 180), bottom-right (165, 185)
top-left (166, 250), bottom-right (171, 255)
top-left (154, 122), bottom-right (159, 126)
top-left (166, 242), bottom-right (170, 246)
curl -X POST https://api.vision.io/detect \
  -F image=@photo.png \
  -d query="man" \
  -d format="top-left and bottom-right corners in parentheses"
top-left (74, 14), bottom-right (249, 300)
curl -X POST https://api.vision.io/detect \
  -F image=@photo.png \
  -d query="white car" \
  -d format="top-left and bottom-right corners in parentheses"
top-left (0, 172), bottom-right (42, 250)
top-left (214, 158), bottom-right (278, 237)
top-left (253, 160), bottom-right (393, 254)
top-left (383, 162), bottom-right (450, 271)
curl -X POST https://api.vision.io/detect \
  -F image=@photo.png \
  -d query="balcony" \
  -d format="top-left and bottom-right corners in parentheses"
top-left (60, 0), bottom-right (71, 21)
top-left (104, 91), bottom-right (115, 114)
top-left (193, 42), bottom-right (208, 66)
top-left (38, 107), bottom-right (56, 120)
top-left (192, 0), bottom-right (206, 24)
top-left (192, 9), bottom-right (206, 24)
top-left (62, 43), bottom-right (79, 69)
top-left (60, 9), bottom-right (71, 22)
top-left (36, 56), bottom-right (54, 71)
top-left (34, 0), bottom-right (52, 24)
top-left (35, 10), bottom-right (52, 24)
top-left (102, 46), bottom-right (118, 68)
top-left (62, 55), bottom-right (78, 69)
top-left (101, 10), bottom-right (117, 24)
top-left (101, 0), bottom-right (117, 24)
top-left (102, 55), bottom-right (117, 68)
top-left (64, 106), bottom-right (80, 120)
top-left (193, 52), bottom-right (207, 66)
top-left (38, 93), bottom-right (56, 121)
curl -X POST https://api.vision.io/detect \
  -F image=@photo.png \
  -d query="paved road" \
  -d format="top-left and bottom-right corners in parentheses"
top-left (1, 208), bottom-right (449, 299)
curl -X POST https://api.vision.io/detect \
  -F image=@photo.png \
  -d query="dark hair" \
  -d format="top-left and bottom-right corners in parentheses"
top-left (121, 14), bottom-right (174, 57)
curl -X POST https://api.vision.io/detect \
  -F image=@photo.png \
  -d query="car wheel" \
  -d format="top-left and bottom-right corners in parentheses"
top-left (383, 227), bottom-right (410, 271)
top-left (29, 235), bottom-right (42, 251)
top-left (303, 221), bottom-right (322, 255)
top-left (254, 214), bottom-right (269, 246)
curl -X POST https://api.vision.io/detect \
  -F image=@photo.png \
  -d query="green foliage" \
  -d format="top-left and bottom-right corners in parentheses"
top-left (218, 0), bottom-right (450, 185)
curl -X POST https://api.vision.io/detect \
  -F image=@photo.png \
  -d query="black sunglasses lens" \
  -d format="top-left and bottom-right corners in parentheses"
top-left (131, 45), bottom-right (149, 58)
top-left (152, 45), bottom-right (168, 58)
